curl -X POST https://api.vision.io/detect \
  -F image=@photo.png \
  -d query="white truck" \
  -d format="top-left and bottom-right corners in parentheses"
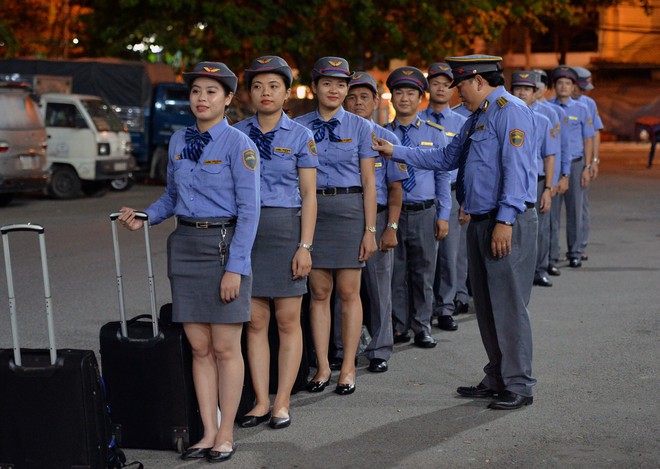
top-left (14, 75), bottom-right (134, 198)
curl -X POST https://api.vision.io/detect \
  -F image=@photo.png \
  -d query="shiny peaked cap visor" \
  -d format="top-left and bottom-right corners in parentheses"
top-left (571, 66), bottom-right (594, 90)
top-left (511, 70), bottom-right (540, 89)
top-left (386, 66), bottom-right (428, 93)
top-left (312, 57), bottom-right (354, 81)
top-left (349, 72), bottom-right (378, 94)
top-left (445, 55), bottom-right (503, 88)
top-left (427, 62), bottom-right (453, 80)
top-left (551, 65), bottom-right (578, 85)
top-left (183, 61), bottom-right (238, 93)
top-left (244, 55), bottom-right (294, 88)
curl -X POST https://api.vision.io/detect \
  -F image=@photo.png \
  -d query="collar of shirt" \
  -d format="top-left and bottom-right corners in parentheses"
top-left (201, 117), bottom-right (229, 141)
top-left (313, 106), bottom-right (346, 126)
top-left (392, 116), bottom-right (422, 130)
top-left (247, 111), bottom-right (294, 134)
top-left (480, 86), bottom-right (507, 115)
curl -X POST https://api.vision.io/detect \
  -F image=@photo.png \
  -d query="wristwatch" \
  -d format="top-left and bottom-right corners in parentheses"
top-left (386, 222), bottom-right (398, 230)
top-left (298, 243), bottom-right (313, 251)
top-left (365, 226), bottom-right (376, 233)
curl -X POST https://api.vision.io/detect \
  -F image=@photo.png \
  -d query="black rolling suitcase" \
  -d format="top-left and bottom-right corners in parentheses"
top-left (99, 213), bottom-right (202, 452)
top-left (0, 223), bottom-right (108, 469)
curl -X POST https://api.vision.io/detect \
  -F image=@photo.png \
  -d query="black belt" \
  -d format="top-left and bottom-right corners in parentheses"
top-left (538, 175), bottom-right (545, 182)
top-left (572, 157), bottom-right (583, 163)
top-left (451, 182), bottom-right (457, 191)
top-left (377, 204), bottom-right (387, 213)
top-left (402, 199), bottom-right (435, 212)
top-left (317, 186), bottom-right (362, 196)
top-left (469, 202), bottom-right (535, 222)
top-left (178, 218), bottom-right (236, 229)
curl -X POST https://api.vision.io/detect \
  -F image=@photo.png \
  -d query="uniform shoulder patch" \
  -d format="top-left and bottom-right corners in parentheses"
top-left (509, 129), bottom-right (525, 147)
top-left (307, 139), bottom-right (318, 157)
top-left (242, 148), bottom-right (257, 170)
top-left (425, 120), bottom-right (445, 131)
top-left (371, 130), bottom-right (377, 145)
top-left (496, 96), bottom-right (508, 108)
top-left (397, 162), bottom-right (408, 172)
top-left (587, 117), bottom-right (593, 127)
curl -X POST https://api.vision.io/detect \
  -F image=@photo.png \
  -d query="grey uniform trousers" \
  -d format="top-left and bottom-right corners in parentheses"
top-left (468, 208), bottom-right (538, 397)
top-left (392, 205), bottom-right (438, 336)
top-left (550, 158), bottom-right (585, 261)
top-left (332, 209), bottom-right (394, 360)
top-left (434, 189), bottom-right (460, 316)
top-left (580, 185), bottom-right (590, 253)
top-left (535, 180), bottom-right (551, 278)
top-left (455, 212), bottom-right (470, 304)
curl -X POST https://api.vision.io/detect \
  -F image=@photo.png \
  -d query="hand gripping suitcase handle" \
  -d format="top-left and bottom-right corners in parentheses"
top-left (109, 212), bottom-right (159, 339)
top-left (1, 223), bottom-right (57, 367)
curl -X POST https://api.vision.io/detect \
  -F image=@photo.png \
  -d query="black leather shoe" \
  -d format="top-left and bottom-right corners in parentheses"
top-left (533, 276), bottom-right (553, 287)
top-left (329, 356), bottom-right (342, 370)
top-left (335, 382), bottom-right (356, 395)
top-left (547, 263), bottom-right (561, 276)
top-left (436, 315), bottom-right (458, 331)
top-left (180, 446), bottom-right (211, 460)
top-left (413, 332), bottom-right (437, 348)
top-left (457, 383), bottom-right (498, 398)
top-left (488, 391), bottom-right (533, 410)
top-left (581, 254), bottom-right (589, 261)
top-left (393, 332), bottom-right (410, 344)
top-left (368, 358), bottom-right (388, 373)
top-left (238, 411), bottom-right (271, 428)
top-left (269, 415), bottom-right (291, 429)
top-left (568, 258), bottom-right (582, 268)
top-left (454, 300), bottom-right (469, 315)
top-left (305, 378), bottom-right (330, 393)
top-left (207, 445), bottom-right (236, 462)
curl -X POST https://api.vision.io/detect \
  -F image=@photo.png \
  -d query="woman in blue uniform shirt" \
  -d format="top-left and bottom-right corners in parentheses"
top-left (295, 56), bottom-right (378, 395)
top-left (118, 62), bottom-right (260, 462)
top-left (234, 56), bottom-right (318, 429)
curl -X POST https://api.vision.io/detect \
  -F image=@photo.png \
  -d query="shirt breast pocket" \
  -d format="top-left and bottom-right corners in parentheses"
top-left (271, 150), bottom-right (297, 172)
top-left (468, 129), bottom-right (497, 165)
top-left (329, 141), bottom-right (359, 167)
top-left (199, 161), bottom-right (230, 187)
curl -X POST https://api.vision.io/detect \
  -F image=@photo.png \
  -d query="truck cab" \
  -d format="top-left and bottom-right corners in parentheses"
top-left (40, 93), bottom-right (134, 198)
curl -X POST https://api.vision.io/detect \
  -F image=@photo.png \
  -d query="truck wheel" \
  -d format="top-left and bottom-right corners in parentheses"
top-left (110, 176), bottom-right (135, 191)
top-left (153, 147), bottom-right (169, 184)
top-left (82, 181), bottom-right (110, 197)
top-left (0, 193), bottom-right (15, 207)
top-left (48, 166), bottom-right (81, 199)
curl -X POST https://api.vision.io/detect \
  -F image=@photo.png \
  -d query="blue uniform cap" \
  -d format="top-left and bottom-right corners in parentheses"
top-left (427, 62), bottom-right (453, 80)
top-left (551, 65), bottom-right (578, 85)
top-left (386, 66), bottom-right (428, 93)
top-left (445, 55), bottom-right (503, 88)
top-left (511, 70), bottom-right (540, 89)
top-left (183, 61), bottom-right (238, 94)
top-left (311, 56), bottom-right (354, 81)
top-left (244, 55), bottom-right (294, 89)
top-left (571, 66), bottom-right (594, 91)
top-left (349, 71), bottom-right (378, 94)
top-left (533, 68), bottom-right (549, 87)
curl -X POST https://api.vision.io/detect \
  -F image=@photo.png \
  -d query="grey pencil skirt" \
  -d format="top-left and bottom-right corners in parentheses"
top-left (312, 192), bottom-right (365, 269)
top-left (251, 207), bottom-right (307, 298)
top-left (168, 221), bottom-right (252, 324)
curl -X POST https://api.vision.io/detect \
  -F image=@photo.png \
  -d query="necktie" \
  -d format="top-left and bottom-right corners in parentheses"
top-left (431, 111), bottom-right (443, 125)
top-left (455, 110), bottom-right (481, 206)
top-left (312, 118), bottom-right (341, 143)
top-left (181, 127), bottom-right (212, 162)
top-left (249, 125), bottom-right (275, 160)
top-left (399, 124), bottom-right (416, 192)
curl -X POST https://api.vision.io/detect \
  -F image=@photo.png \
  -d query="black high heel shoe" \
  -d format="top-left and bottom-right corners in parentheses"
top-left (306, 378), bottom-right (330, 393)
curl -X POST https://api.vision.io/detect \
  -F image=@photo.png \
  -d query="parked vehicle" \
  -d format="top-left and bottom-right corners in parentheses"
top-left (0, 59), bottom-right (194, 183)
top-left (0, 81), bottom-right (49, 206)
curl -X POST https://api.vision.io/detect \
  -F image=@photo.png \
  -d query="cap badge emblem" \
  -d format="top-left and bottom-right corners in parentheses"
top-left (257, 58), bottom-right (272, 64)
top-left (328, 60), bottom-right (343, 67)
top-left (203, 67), bottom-right (220, 72)
top-left (403, 70), bottom-right (413, 75)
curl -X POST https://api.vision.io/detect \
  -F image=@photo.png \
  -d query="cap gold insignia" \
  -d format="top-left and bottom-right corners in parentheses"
top-left (509, 129), bottom-right (525, 148)
top-left (203, 67), bottom-right (220, 72)
top-left (520, 73), bottom-right (529, 78)
top-left (354, 74), bottom-right (362, 79)
top-left (440, 65), bottom-right (450, 70)
top-left (403, 70), bottom-right (414, 75)
top-left (328, 60), bottom-right (343, 67)
top-left (257, 58), bottom-right (272, 64)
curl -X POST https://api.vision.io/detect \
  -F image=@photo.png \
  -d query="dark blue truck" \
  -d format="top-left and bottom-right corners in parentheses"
top-left (0, 58), bottom-right (193, 183)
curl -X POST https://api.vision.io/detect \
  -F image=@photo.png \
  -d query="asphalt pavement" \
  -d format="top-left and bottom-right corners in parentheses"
top-left (0, 142), bottom-right (658, 468)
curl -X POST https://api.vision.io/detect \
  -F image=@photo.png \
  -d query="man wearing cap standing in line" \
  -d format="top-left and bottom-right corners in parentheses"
top-left (511, 71), bottom-right (558, 288)
top-left (386, 66), bottom-right (452, 349)
top-left (419, 63), bottom-right (468, 329)
top-left (572, 66), bottom-right (603, 261)
top-left (548, 66), bottom-right (595, 269)
top-left (331, 71), bottom-right (409, 373)
top-left (374, 55), bottom-right (538, 410)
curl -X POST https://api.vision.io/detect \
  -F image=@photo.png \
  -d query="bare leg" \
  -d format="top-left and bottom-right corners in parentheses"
top-left (272, 296), bottom-right (303, 418)
top-left (245, 297), bottom-right (271, 417)
top-left (308, 268), bottom-right (333, 382)
top-left (183, 322), bottom-right (218, 449)
top-left (335, 268), bottom-right (363, 385)
top-left (210, 323), bottom-right (244, 452)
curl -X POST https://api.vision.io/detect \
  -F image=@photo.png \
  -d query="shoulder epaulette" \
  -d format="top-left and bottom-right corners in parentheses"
top-left (496, 96), bottom-right (508, 108)
top-left (425, 120), bottom-right (445, 131)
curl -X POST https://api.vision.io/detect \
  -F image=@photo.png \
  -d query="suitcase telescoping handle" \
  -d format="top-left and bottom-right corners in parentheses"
top-left (109, 212), bottom-right (159, 338)
top-left (1, 223), bottom-right (57, 367)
